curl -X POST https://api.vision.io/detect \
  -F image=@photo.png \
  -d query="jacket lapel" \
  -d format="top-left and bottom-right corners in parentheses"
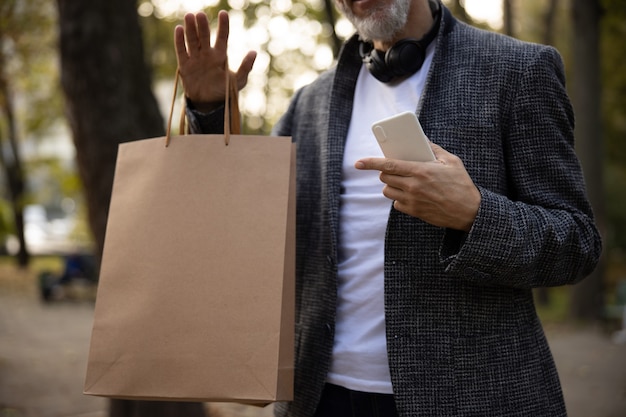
top-left (324, 36), bottom-right (362, 261)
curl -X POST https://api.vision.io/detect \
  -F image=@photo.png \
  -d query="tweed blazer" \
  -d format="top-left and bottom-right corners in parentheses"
top-left (189, 5), bottom-right (601, 417)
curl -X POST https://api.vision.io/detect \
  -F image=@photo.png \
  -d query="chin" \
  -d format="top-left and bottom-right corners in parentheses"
top-left (340, 0), bottom-right (409, 42)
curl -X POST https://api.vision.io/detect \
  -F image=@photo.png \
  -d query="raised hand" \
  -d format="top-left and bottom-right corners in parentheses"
top-left (174, 10), bottom-right (257, 112)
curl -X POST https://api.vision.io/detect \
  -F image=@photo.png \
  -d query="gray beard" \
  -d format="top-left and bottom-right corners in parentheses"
top-left (336, 0), bottom-right (412, 42)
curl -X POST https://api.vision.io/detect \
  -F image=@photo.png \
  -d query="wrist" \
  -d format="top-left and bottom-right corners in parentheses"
top-left (186, 96), bottom-right (224, 114)
top-left (460, 189), bottom-right (481, 232)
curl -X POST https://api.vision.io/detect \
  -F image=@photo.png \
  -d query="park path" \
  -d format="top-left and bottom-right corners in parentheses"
top-left (0, 271), bottom-right (624, 417)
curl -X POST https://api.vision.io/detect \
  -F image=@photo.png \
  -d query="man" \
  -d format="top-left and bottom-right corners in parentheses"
top-left (174, 1), bottom-right (602, 416)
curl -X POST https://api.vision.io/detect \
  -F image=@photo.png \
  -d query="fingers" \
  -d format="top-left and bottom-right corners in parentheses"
top-left (196, 12), bottom-right (211, 51)
top-left (214, 10), bottom-right (230, 55)
top-left (181, 12), bottom-right (223, 55)
top-left (355, 158), bottom-right (416, 176)
top-left (174, 9), bottom-right (257, 101)
top-left (236, 50), bottom-right (258, 88)
top-left (430, 142), bottom-right (451, 164)
top-left (183, 13), bottom-right (201, 52)
top-left (174, 25), bottom-right (188, 66)
top-left (354, 143), bottom-right (454, 172)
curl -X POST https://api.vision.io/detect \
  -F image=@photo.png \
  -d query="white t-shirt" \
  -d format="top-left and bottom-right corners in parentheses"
top-left (327, 44), bottom-right (435, 394)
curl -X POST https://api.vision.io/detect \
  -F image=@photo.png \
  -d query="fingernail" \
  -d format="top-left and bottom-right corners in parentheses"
top-left (355, 161), bottom-right (365, 169)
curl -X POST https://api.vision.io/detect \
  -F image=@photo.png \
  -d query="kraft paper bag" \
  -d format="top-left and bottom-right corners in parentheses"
top-left (84, 71), bottom-right (295, 404)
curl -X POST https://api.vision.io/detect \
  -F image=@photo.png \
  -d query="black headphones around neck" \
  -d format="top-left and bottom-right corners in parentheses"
top-left (359, 0), bottom-right (442, 83)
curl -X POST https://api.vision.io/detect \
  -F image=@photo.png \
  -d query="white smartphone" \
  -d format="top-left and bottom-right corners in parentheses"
top-left (371, 111), bottom-right (436, 162)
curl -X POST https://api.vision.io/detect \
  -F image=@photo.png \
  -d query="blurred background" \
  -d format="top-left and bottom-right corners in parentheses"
top-left (0, 0), bottom-right (624, 416)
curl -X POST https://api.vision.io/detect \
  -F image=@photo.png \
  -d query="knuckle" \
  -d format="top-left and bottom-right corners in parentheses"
top-left (406, 182), bottom-right (420, 195)
top-left (383, 160), bottom-right (397, 172)
top-left (448, 154), bottom-right (462, 165)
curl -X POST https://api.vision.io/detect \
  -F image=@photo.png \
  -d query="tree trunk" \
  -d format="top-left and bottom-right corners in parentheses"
top-left (0, 46), bottom-right (30, 267)
top-left (569, 0), bottom-right (605, 321)
top-left (503, 0), bottom-right (514, 37)
top-left (448, 0), bottom-right (471, 23)
top-left (543, 0), bottom-right (559, 46)
top-left (56, 0), bottom-right (166, 257)
top-left (56, 0), bottom-right (206, 415)
top-left (323, 0), bottom-right (342, 58)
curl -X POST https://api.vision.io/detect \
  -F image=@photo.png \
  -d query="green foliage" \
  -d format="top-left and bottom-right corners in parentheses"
top-left (535, 287), bottom-right (570, 325)
top-left (0, 198), bottom-right (16, 238)
top-left (139, 12), bottom-right (179, 81)
top-left (25, 158), bottom-right (83, 206)
top-left (605, 161), bottom-right (626, 250)
top-left (0, 0), bottom-right (89, 256)
top-left (1, 0), bottom-right (63, 136)
top-left (441, 0), bottom-right (493, 30)
top-left (601, 0), bottom-right (626, 165)
top-left (0, 253), bottom-right (64, 273)
top-left (140, 0), bottom-right (344, 133)
top-left (601, 0), bottom-right (626, 250)
top-left (507, 0), bottom-right (572, 60)
top-left (507, 0), bottom-right (626, 256)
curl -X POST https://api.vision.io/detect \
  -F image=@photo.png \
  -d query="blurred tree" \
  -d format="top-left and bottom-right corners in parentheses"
top-left (56, 0), bottom-right (206, 415)
top-left (0, 0), bottom-right (59, 266)
top-left (322, 0), bottom-right (343, 56)
top-left (137, 3), bottom-right (179, 81)
top-left (0, 38), bottom-right (28, 266)
top-left (602, 0), bottom-right (626, 257)
top-left (442, 0), bottom-right (495, 28)
top-left (543, 0), bottom-right (559, 45)
top-left (1, 0), bottom-right (79, 263)
top-left (56, 0), bottom-right (164, 256)
top-left (569, 0), bottom-right (605, 320)
top-left (444, 0), bottom-right (472, 23)
top-left (503, 0), bottom-right (515, 37)
top-left (512, 0), bottom-right (571, 55)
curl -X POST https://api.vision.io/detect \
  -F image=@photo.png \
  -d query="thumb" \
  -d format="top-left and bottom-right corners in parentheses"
top-left (235, 50), bottom-right (257, 90)
top-left (430, 142), bottom-right (451, 164)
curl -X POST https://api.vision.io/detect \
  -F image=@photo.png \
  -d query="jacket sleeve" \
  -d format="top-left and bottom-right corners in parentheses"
top-left (440, 46), bottom-right (602, 289)
top-left (185, 99), bottom-right (226, 134)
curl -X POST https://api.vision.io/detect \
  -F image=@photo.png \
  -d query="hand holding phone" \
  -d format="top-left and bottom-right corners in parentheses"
top-left (371, 111), bottom-right (436, 162)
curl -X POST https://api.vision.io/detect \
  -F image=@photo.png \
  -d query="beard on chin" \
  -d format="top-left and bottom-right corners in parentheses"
top-left (336, 0), bottom-right (411, 42)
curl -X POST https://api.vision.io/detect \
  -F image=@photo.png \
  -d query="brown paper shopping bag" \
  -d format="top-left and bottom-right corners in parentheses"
top-left (84, 71), bottom-right (295, 403)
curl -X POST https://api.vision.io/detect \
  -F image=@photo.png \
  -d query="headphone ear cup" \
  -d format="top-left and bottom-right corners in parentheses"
top-left (366, 49), bottom-right (394, 83)
top-left (358, 37), bottom-right (429, 83)
top-left (385, 39), bottom-right (426, 78)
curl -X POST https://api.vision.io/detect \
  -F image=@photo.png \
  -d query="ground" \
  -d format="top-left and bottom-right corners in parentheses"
top-left (0, 264), bottom-right (624, 417)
